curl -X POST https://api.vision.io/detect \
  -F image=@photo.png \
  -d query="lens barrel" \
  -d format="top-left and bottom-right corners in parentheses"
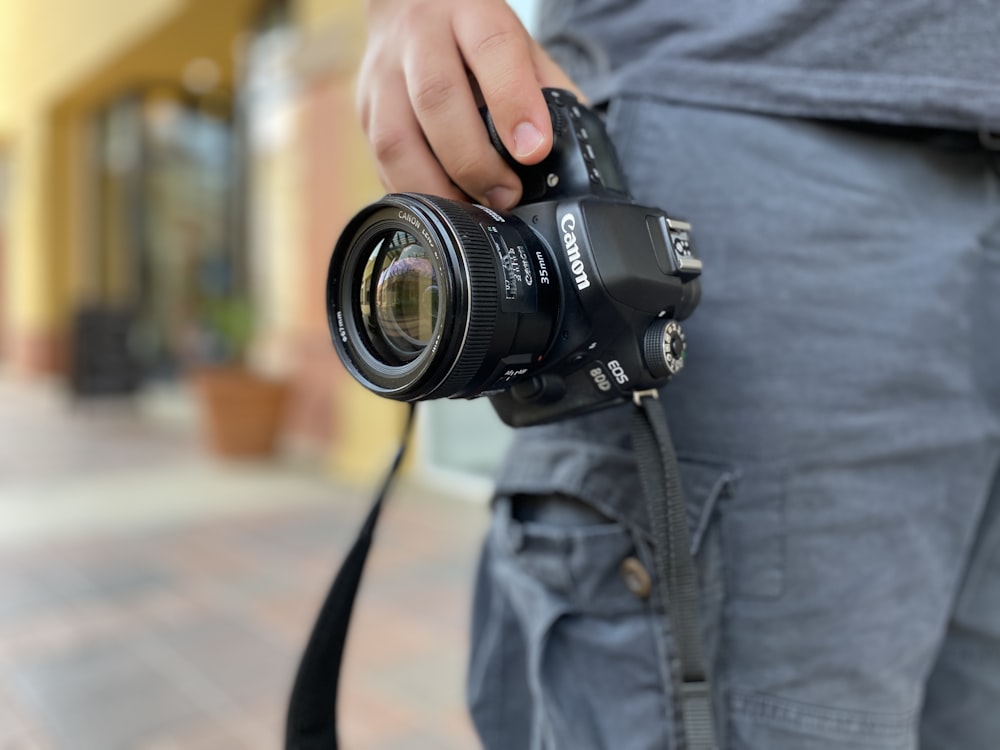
top-left (327, 193), bottom-right (557, 402)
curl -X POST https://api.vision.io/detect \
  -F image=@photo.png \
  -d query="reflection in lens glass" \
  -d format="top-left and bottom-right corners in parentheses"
top-left (360, 231), bottom-right (439, 362)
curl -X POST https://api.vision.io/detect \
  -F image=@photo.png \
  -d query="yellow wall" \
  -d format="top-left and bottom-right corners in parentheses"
top-left (0, 0), bottom-right (179, 133)
top-left (0, 0), bottom-right (410, 481)
top-left (0, 0), bottom-right (179, 346)
top-left (0, 0), bottom-right (258, 371)
top-left (295, 0), bottom-right (365, 34)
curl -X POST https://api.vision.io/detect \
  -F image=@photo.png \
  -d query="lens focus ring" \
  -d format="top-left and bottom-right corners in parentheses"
top-left (418, 195), bottom-right (500, 398)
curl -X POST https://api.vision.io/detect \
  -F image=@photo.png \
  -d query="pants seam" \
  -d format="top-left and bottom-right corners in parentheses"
top-left (729, 688), bottom-right (916, 737)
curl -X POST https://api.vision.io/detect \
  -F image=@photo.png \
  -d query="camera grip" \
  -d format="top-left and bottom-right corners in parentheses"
top-left (480, 88), bottom-right (628, 203)
top-left (480, 97), bottom-right (564, 202)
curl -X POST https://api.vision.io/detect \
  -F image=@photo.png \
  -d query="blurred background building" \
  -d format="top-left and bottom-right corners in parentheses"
top-left (0, 0), bottom-right (535, 484)
top-left (0, 2), bottom-right (540, 746)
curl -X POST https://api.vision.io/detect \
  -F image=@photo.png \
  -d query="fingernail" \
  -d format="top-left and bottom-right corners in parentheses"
top-left (485, 186), bottom-right (518, 210)
top-left (513, 121), bottom-right (544, 158)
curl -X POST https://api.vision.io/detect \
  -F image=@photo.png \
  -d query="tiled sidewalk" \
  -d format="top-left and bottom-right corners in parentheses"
top-left (0, 378), bottom-right (489, 749)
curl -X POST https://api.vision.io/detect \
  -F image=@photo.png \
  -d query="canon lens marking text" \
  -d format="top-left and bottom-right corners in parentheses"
top-left (398, 210), bottom-right (435, 248)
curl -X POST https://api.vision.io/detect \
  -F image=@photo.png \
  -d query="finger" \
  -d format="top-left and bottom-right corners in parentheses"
top-left (366, 75), bottom-right (468, 201)
top-left (530, 41), bottom-right (587, 103)
top-left (453, 3), bottom-right (553, 166)
top-left (355, 64), bottom-right (373, 136)
top-left (404, 16), bottom-right (523, 208)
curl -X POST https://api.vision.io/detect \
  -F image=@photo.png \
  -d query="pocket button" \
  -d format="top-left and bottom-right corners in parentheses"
top-left (620, 557), bottom-right (652, 599)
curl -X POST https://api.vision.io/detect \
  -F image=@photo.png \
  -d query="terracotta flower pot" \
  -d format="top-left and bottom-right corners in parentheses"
top-left (194, 367), bottom-right (290, 458)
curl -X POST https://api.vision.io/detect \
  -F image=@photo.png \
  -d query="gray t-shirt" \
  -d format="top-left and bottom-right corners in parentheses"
top-left (539, 0), bottom-right (1000, 130)
top-left (494, 1), bottom-right (999, 518)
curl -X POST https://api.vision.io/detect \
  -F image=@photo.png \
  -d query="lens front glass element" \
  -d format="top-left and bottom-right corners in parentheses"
top-left (360, 230), bottom-right (440, 363)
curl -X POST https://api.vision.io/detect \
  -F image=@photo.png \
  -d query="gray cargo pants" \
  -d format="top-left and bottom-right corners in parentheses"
top-left (468, 97), bottom-right (1000, 749)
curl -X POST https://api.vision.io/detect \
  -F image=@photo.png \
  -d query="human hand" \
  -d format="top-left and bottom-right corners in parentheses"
top-left (357, 0), bottom-right (582, 210)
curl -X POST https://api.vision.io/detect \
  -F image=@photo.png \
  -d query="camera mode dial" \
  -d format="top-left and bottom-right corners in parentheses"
top-left (643, 319), bottom-right (686, 379)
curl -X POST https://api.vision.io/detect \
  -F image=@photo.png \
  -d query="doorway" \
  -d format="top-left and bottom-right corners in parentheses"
top-left (88, 87), bottom-right (239, 379)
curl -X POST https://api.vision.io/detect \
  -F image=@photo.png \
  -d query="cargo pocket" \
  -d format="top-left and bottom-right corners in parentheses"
top-left (719, 465), bottom-right (787, 601)
top-left (490, 495), bottom-right (675, 750)
top-left (678, 455), bottom-right (739, 558)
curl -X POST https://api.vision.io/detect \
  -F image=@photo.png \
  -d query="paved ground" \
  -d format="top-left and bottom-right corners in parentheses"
top-left (0, 376), bottom-right (489, 749)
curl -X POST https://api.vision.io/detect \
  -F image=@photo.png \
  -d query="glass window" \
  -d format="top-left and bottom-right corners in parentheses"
top-left (90, 88), bottom-right (238, 377)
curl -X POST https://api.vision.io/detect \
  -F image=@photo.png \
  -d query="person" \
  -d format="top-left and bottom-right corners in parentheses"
top-left (355, 1), bottom-right (1000, 748)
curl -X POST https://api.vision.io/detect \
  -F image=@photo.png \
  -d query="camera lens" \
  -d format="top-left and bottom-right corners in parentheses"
top-left (360, 230), bottom-right (439, 363)
top-left (327, 194), bottom-right (558, 402)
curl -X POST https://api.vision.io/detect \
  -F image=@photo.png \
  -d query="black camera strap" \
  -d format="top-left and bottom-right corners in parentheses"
top-left (285, 395), bottom-right (717, 750)
top-left (631, 389), bottom-right (718, 750)
top-left (285, 404), bottom-right (416, 750)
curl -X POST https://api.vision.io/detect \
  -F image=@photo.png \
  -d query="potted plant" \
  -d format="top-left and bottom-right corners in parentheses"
top-left (192, 294), bottom-right (290, 459)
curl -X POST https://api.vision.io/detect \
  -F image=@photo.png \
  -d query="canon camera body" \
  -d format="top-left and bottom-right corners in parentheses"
top-left (326, 88), bottom-right (701, 427)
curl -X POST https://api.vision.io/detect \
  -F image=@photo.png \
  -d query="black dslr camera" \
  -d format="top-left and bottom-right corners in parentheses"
top-left (326, 88), bottom-right (701, 427)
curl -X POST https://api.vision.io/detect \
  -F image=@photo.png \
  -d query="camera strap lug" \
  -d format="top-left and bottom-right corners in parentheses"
top-left (631, 390), bottom-right (719, 750)
top-left (632, 388), bottom-right (660, 405)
